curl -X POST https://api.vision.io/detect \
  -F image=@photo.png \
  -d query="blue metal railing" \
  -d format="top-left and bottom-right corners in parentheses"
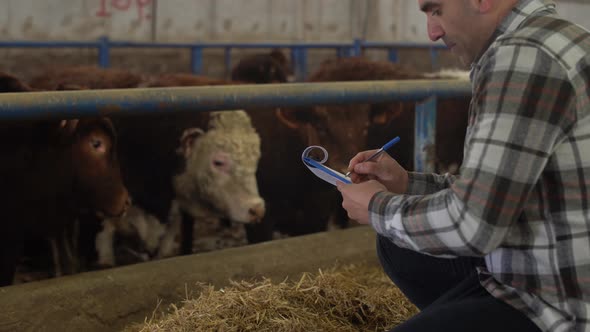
top-left (0, 80), bottom-right (471, 172)
top-left (0, 37), bottom-right (448, 81)
top-left (0, 80), bottom-right (469, 120)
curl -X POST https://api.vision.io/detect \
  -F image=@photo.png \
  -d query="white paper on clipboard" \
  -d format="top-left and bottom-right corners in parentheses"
top-left (302, 146), bottom-right (351, 186)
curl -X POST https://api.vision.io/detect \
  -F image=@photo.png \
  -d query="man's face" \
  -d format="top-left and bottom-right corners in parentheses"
top-left (418, 0), bottom-right (485, 66)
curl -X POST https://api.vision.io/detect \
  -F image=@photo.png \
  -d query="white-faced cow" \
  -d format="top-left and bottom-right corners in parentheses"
top-left (96, 109), bottom-right (265, 264)
top-left (94, 109), bottom-right (264, 264)
top-left (138, 72), bottom-right (306, 246)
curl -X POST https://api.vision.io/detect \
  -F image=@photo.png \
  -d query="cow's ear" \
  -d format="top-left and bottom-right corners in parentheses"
top-left (57, 119), bottom-right (80, 139)
top-left (176, 128), bottom-right (205, 158)
top-left (276, 107), bottom-right (310, 129)
top-left (39, 119), bottom-right (79, 144)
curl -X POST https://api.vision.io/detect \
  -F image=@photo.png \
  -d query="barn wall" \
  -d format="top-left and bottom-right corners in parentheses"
top-left (0, 0), bottom-right (588, 80)
top-left (0, 0), bottom-right (587, 42)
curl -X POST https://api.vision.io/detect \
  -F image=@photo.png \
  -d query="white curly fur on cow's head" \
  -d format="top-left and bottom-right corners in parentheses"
top-left (173, 110), bottom-right (265, 224)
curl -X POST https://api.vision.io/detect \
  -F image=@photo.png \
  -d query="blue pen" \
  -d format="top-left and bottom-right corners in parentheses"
top-left (345, 136), bottom-right (401, 177)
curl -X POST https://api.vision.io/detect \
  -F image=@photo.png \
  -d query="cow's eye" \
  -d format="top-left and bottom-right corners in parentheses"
top-left (91, 139), bottom-right (103, 149)
top-left (210, 152), bottom-right (232, 173)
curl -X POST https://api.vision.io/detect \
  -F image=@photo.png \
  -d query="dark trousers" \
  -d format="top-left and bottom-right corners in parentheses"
top-left (376, 235), bottom-right (541, 332)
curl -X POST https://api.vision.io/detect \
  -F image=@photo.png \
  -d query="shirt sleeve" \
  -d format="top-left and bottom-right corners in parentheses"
top-left (369, 43), bottom-right (576, 257)
top-left (405, 171), bottom-right (457, 195)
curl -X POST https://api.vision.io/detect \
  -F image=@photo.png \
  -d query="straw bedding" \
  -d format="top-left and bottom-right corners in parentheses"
top-left (125, 264), bottom-right (418, 332)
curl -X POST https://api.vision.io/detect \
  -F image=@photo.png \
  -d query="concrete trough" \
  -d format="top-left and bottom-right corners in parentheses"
top-left (0, 226), bottom-right (379, 332)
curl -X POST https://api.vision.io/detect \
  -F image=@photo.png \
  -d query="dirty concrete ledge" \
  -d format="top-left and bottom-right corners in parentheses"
top-left (0, 226), bottom-right (379, 332)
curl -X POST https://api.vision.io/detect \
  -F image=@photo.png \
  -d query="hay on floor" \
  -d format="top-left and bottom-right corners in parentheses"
top-left (125, 264), bottom-right (418, 332)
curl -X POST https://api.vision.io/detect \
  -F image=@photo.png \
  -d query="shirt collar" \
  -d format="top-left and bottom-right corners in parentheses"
top-left (496, 0), bottom-right (556, 36)
top-left (470, 0), bottom-right (557, 79)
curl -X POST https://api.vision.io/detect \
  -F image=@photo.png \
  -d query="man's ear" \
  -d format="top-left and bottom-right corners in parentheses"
top-left (468, 0), bottom-right (491, 13)
top-left (479, 0), bottom-right (492, 13)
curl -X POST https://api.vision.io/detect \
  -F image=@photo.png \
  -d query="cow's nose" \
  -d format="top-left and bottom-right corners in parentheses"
top-left (248, 202), bottom-right (266, 223)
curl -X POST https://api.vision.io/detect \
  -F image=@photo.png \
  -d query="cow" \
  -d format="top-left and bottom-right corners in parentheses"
top-left (367, 68), bottom-right (471, 173)
top-left (135, 72), bottom-right (316, 244)
top-left (96, 205), bottom-right (166, 266)
top-left (142, 75), bottom-right (265, 255)
top-left (112, 107), bottom-right (265, 260)
top-left (256, 57), bottom-right (429, 237)
top-left (277, 57), bottom-right (472, 173)
top-left (0, 71), bottom-right (130, 286)
top-left (254, 58), bottom-right (470, 239)
top-left (28, 66), bottom-right (144, 90)
top-left (96, 109), bottom-right (265, 265)
top-left (231, 49), bottom-right (292, 83)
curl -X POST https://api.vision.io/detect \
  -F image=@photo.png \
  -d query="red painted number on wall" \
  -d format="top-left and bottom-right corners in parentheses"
top-left (96, 0), bottom-right (153, 22)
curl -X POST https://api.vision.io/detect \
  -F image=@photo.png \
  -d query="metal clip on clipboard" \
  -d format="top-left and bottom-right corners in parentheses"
top-left (302, 146), bottom-right (352, 186)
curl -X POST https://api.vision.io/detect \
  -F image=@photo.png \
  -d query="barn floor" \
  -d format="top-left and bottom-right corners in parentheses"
top-left (0, 226), bottom-right (381, 332)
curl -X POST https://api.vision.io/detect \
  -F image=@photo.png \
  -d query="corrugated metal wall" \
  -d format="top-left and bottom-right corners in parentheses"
top-left (1, 0), bottom-right (588, 42)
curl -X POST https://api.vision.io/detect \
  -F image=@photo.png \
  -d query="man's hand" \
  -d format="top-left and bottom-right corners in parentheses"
top-left (346, 150), bottom-right (409, 194)
top-left (336, 180), bottom-right (387, 224)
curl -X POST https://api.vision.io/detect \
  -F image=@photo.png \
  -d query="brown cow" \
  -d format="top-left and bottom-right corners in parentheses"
top-left (0, 72), bottom-right (130, 285)
top-left (261, 58), bottom-right (427, 235)
top-left (270, 58), bottom-right (470, 236)
top-left (29, 66), bottom-right (144, 90)
top-left (278, 57), bottom-right (472, 172)
top-left (231, 49), bottom-right (292, 83)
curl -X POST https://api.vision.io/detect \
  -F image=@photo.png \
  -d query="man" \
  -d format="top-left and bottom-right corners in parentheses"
top-left (337, 0), bottom-right (590, 331)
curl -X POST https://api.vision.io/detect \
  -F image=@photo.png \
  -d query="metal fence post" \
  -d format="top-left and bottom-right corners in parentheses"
top-left (224, 47), bottom-right (232, 79)
top-left (190, 45), bottom-right (203, 74)
top-left (292, 47), bottom-right (307, 82)
top-left (430, 48), bottom-right (439, 71)
top-left (352, 38), bottom-right (362, 57)
top-left (388, 48), bottom-right (399, 63)
top-left (98, 36), bottom-right (110, 68)
top-left (414, 96), bottom-right (437, 172)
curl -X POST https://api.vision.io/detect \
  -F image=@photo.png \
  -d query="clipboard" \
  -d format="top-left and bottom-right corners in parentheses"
top-left (302, 146), bottom-right (351, 186)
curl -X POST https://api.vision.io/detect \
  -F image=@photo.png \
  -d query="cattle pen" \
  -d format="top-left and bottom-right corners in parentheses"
top-left (0, 38), bottom-right (448, 81)
top-left (0, 80), bottom-right (471, 331)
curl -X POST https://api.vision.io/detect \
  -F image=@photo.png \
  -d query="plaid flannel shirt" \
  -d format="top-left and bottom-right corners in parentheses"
top-left (369, 1), bottom-right (590, 330)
